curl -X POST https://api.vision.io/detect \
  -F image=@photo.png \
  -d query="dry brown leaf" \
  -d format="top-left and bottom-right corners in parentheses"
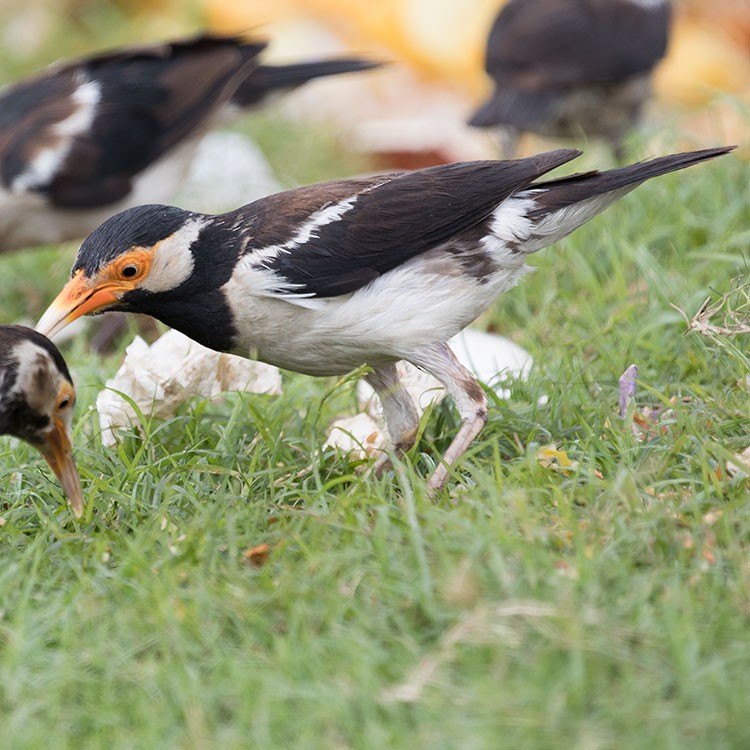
top-left (243, 543), bottom-right (271, 568)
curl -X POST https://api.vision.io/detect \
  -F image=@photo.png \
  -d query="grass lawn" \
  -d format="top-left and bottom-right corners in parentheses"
top-left (0, 108), bottom-right (749, 748)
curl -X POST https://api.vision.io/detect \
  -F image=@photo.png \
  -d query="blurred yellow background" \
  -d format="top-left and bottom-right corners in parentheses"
top-left (204, 0), bottom-right (750, 104)
top-left (0, 0), bottom-right (747, 162)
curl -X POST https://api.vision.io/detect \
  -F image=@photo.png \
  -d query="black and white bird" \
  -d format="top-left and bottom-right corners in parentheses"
top-left (0, 325), bottom-right (82, 516)
top-left (36, 145), bottom-right (731, 491)
top-left (0, 33), bottom-right (379, 252)
top-left (469, 0), bottom-right (672, 159)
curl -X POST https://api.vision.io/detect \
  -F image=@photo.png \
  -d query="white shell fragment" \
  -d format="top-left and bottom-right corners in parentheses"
top-left (324, 412), bottom-right (386, 461)
top-left (326, 329), bottom-right (533, 458)
top-left (97, 329), bottom-right (282, 447)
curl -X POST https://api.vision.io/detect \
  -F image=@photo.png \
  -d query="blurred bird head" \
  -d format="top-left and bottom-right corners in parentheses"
top-left (0, 326), bottom-right (82, 516)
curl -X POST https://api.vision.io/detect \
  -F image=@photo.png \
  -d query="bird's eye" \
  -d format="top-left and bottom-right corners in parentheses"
top-left (121, 264), bottom-right (139, 279)
top-left (55, 383), bottom-right (75, 413)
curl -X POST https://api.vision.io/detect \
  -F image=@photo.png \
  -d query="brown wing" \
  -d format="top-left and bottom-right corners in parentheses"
top-left (234, 149), bottom-right (580, 297)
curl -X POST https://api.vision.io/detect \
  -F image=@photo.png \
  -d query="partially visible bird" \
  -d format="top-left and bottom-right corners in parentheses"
top-left (0, 325), bottom-right (82, 516)
top-left (36, 145), bottom-right (732, 491)
top-left (469, 0), bottom-right (672, 159)
top-left (0, 33), bottom-right (380, 253)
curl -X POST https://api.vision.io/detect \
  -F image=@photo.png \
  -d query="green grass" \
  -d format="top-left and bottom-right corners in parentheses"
top-left (1, 110), bottom-right (749, 748)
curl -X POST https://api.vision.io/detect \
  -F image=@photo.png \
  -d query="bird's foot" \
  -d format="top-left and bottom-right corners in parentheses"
top-left (426, 409), bottom-right (488, 493)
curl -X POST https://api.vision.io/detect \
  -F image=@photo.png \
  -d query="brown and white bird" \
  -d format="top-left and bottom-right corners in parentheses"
top-left (0, 325), bottom-right (82, 516)
top-left (0, 33), bottom-right (379, 252)
top-left (36, 145), bottom-right (731, 491)
top-left (469, 0), bottom-right (672, 159)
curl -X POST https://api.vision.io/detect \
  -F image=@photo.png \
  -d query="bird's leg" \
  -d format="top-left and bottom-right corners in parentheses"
top-left (408, 343), bottom-right (488, 492)
top-left (364, 363), bottom-right (420, 476)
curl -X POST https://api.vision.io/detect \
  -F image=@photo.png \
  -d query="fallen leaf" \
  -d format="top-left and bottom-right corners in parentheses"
top-left (243, 543), bottom-right (271, 568)
top-left (537, 445), bottom-right (578, 474)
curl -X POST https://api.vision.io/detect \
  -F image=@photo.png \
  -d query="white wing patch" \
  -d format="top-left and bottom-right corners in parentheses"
top-left (249, 193), bottom-right (360, 266)
top-left (11, 77), bottom-right (101, 194)
top-left (222, 252), bottom-right (328, 310)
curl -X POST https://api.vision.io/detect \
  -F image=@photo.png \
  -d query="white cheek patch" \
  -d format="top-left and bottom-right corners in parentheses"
top-left (11, 78), bottom-right (101, 194)
top-left (139, 218), bottom-right (206, 293)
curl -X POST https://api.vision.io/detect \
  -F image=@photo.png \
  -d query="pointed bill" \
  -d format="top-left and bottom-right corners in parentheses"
top-left (37, 271), bottom-right (123, 339)
top-left (39, 416), bottom-right (83, 518)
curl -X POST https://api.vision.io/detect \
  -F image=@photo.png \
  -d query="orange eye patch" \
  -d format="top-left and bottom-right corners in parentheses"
top-left (106, 248), bottom-right (154, 283)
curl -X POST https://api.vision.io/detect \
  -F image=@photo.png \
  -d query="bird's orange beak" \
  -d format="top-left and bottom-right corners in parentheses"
top-left (36, 270), bottom-right (124, 339)
top-left (39, 416), bottom-right (83, 518)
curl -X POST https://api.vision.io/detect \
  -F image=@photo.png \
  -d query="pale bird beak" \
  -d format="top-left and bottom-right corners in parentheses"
top-left (36, 270), bottom-right (122, 339)
top-left (39, 417), bottom-right (83, 518)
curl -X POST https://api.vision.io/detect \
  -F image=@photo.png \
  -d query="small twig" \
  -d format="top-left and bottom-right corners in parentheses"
top-left (673, 278), bottom-right (750, 338)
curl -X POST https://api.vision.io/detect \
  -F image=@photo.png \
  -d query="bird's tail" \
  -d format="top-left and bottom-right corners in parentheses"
top-left (231, 58), bottom-right (383, 108)
top-left (515, 146), bottom-right (735, 252)
top-left (527, 146), bottom-right (734, 218)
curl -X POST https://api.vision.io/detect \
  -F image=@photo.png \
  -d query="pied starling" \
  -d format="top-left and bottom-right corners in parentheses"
top-left (36, 146), bottom-right (732, 491)
top-left (0, 33), bottom-right (379, 252)
top-left (0, 325), bottom-right (82, 516)
top-left (469, 0), bottom-right (672, 159)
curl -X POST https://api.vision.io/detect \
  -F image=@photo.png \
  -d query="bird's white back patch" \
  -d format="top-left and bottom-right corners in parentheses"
top-left (481, 195), bottom-right (537, 262)
top-left (11, 78), bottom-right (101, 194)
top-left (139, 218), bottom-right (206, 293)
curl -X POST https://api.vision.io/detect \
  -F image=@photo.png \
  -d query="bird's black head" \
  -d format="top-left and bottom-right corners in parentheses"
top-left (37, 203), bottom-right (205, 334)
top-left (37, 203), bottom-right (241, 352)
top-left (74, 204), bottom-right (195, 276)
top-left (0, 326), bottom-right (73, 444)
top-left (0, 325), bottom-right (82, 516)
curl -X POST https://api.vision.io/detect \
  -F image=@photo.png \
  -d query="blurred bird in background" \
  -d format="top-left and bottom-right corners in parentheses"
top-left (0, 33), bottom-right (380, 254)
top-left (0, 325), bottom-right (82, 517)
top-left (469, 0), bottom-right (672, 159)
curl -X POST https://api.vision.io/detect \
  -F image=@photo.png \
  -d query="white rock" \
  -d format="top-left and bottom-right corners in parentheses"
top-left (324, 412), bottom-right (386, 460)
top-left (97, 329), bottom-right (282, 447)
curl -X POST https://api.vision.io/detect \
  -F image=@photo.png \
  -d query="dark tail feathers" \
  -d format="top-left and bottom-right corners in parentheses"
top-left (232, 58), bottom-right (383, 108)
top-left (528, 146), bottom-right (735, 216)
